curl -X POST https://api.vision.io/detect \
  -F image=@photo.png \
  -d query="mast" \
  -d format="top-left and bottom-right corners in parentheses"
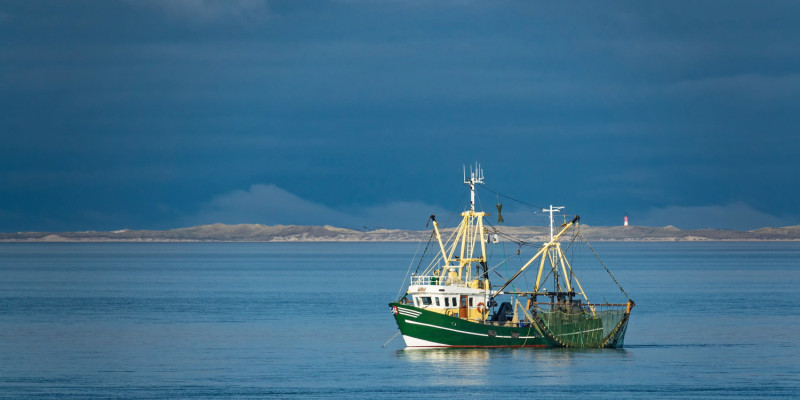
top-left (542, 205), bottom-right (565, 295)
top-left (464, 162), bottom-right (484, 212)
top-left (458, 162), bottom-right (486, 283)
top-left (430, 164), bottom-right (488, 283)
top-left (542, 205), bottom-right (564, 242)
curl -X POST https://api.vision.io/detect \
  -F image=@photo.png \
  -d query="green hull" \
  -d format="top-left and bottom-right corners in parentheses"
top-left (390, 302), bottom-right (552, 348)
top-left (389, 302), bottom-right (630, 349)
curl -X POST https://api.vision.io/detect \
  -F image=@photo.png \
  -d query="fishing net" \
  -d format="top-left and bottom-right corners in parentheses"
top-left (531, 302), bottom-right (631, 348)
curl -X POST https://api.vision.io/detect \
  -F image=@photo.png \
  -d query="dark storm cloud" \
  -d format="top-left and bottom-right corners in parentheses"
top-left (1, 1), bottom-right (799, 231)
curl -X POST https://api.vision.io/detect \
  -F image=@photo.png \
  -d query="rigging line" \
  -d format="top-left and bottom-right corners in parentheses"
top-left (418, 188), bottom-right (466, 274)
top-left (480, 184), bottom-right (546, 212)
top-left (498, 230), bottom-right (535, 249)
top-left (491, 269), bottom-right (508, 281)
top-left (563, 223), bottom-right (580, 253)
top-left (413, 230), bottom-right (435, 275)
top-left (487, 253), bottom-right (518, 276)
top-left (437, 218), bottom-right (463, 256)
top-left (426, 189), bottom-right (468, 252)
top-left (505, 238), bottom-right (534, 295)
top-left (420, 215), bottom-right (462, 274)
top-left (381, 331), bottom-right (401, 348)
top-left (475, 188), bottom-right (484, 213)
top-left (427, 189), bottom-right (469, 268)
top-left (536, 265), bottom-right (554, 292)
top-left (482, 218), bottom-right (536, 249)
top-left (396, 230), bottom-right (434, 301)
top-left (443, 189), bottom-right (468, 228)
top-left (518, 250), bottom-right (529, 294)
top-left (578, 230), bottom-right (631, 300)
top-left (496, 237), bottom-right (512, 292)
top-left (565, 229), bottom-right (581, 291)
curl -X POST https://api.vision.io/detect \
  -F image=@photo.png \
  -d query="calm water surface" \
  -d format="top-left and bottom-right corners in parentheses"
top-left (0, 242), bottom-right (798, 399)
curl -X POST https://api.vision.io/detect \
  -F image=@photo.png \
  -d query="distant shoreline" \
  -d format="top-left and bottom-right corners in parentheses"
top-left (2, 223), bottom-right (800, 242)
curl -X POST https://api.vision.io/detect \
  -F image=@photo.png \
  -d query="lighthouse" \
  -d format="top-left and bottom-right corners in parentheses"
top-left (624, 213), bottom-right (629, 226)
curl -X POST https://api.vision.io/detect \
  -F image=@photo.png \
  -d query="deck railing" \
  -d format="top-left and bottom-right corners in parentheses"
top-left (410, 275), bottom-right (442, 286)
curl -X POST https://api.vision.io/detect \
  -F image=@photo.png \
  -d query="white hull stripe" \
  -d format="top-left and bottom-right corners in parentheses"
top-left (397, 308), bottom-right (421, 318)
top-left (406, 320), bottom-right (538, 339)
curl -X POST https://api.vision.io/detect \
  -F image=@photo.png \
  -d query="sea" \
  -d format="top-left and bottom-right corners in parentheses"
top-left (0, 241), bottom-right (798, 399)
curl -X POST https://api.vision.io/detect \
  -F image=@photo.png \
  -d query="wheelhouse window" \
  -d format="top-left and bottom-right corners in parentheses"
top-left (421, 297), bottom-right (432, 306)
top-left (444, 297), bottom-right (450, 307)
top-left (469, 297), bottom-right (474, 307)
top-left (452, 297), bottom-right (457, 306)
top-left (435, 297), bottom-right (440, 306)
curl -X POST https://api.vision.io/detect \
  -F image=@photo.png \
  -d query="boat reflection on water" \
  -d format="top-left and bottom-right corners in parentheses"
top-left (395, 347), bottom-right (630, 386)
top-left (395, 348), bottom-right (491, 363)
top-left (394, 348), bottom-right (491, 386)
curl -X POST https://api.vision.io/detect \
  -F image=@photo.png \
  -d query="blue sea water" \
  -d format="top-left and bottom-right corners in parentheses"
top-left (0, 241), bottom-right (798, 399)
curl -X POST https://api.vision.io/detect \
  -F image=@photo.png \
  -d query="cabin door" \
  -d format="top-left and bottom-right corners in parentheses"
top-left (459, 295), bottom-right (468, 317)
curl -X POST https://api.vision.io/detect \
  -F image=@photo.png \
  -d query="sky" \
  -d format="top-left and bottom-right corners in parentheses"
top-left (2, 0), bottom-right (800, 232)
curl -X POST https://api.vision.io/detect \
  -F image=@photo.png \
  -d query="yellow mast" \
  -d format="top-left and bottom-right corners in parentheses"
top-left (431, 218), bottom-right (449, 266)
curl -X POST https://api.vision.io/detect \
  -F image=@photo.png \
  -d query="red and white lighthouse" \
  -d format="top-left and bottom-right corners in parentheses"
top-left (624, 213), bottom-right (629, 226)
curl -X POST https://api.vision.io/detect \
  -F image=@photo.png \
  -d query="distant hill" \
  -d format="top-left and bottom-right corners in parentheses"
top-left (2, 223), bottom-right (800, 242)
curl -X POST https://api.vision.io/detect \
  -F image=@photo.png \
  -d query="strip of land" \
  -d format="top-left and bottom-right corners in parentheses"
top-left (2, 223), bottom-right (800, 242)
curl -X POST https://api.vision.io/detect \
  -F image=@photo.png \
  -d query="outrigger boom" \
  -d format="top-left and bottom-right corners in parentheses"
top-left (492, 214), bottom-right (581, 300)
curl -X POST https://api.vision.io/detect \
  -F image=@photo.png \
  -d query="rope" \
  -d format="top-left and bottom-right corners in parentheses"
top-left (381, 331), bottom-right (401, 348)
top-left (445, 189), bottom-right (468, 227)
top-left (564, 226), bottom-right (580, 288)
top-left (483, 218), bottom-right (537, 250)
top-left (413, 230), bottom-right (435, 275)
top-left (395, 231), bottom-right (431, 301)
top-left (578, 230), bottom-right (630, 300)
top-left (486, 253), bottom-right (517, 281)
top-left (480, 184), bottom-right (546, 212)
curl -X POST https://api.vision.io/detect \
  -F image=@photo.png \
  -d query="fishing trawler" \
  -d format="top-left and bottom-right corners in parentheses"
top-left (389, 165), bottom-right (634, 348)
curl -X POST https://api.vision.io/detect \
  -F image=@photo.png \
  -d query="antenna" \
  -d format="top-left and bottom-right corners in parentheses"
top-left (542, 205), bottom-right (564, 242)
